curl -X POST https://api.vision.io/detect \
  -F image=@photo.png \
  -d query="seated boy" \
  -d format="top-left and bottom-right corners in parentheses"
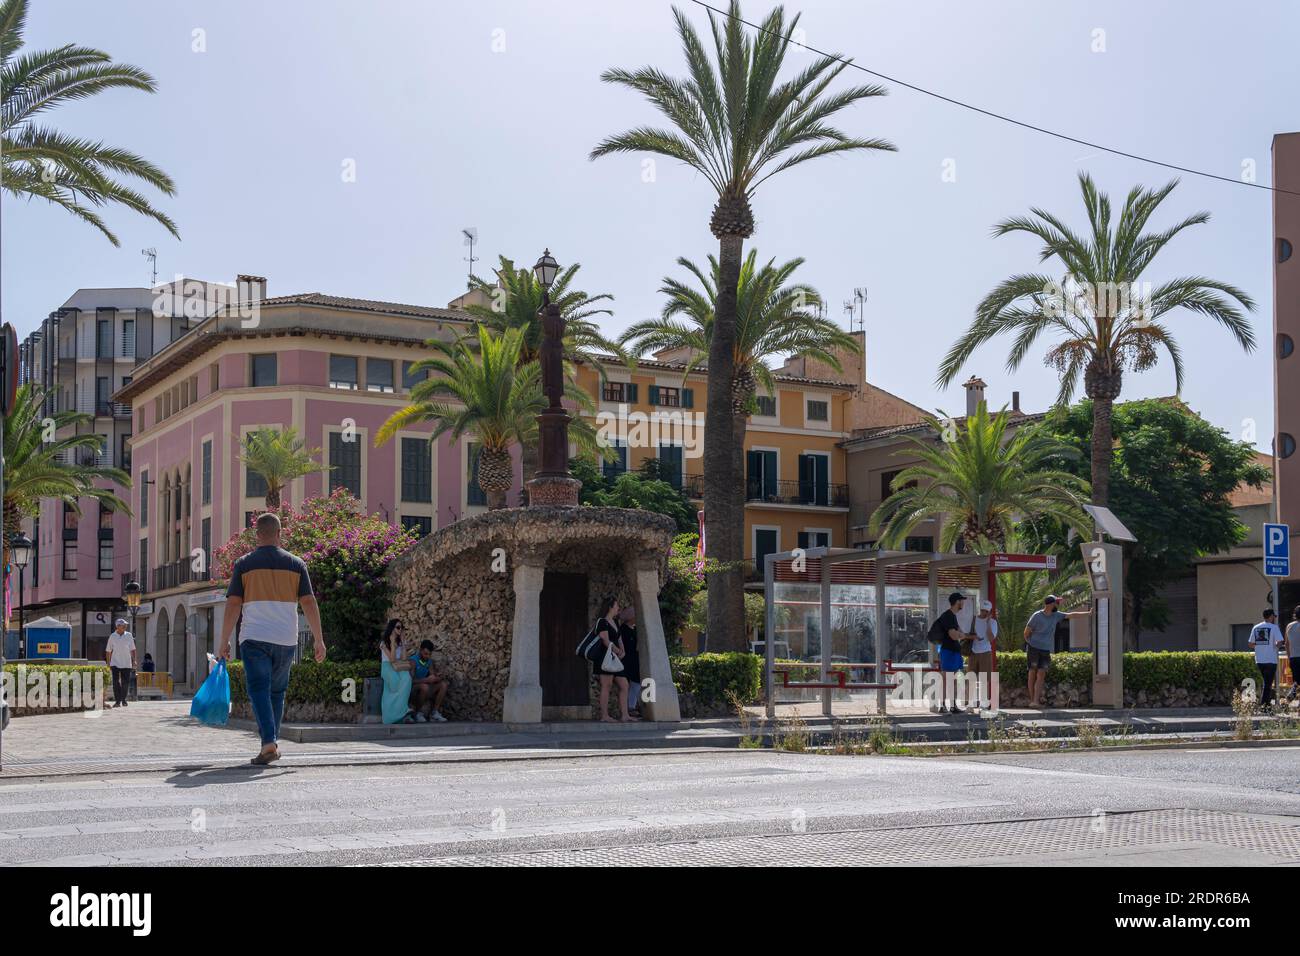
top-left (408, 639), bottom-right (449, 722)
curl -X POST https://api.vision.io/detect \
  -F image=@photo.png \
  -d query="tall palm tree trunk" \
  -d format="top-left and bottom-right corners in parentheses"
top-left (1084, 360), bottom-right (1122, 507)
top-left (704, 224), bottom-right (747, 652)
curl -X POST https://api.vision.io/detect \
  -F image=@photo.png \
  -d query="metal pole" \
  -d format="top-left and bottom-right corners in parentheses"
top-left (764, 554), bottom-right (776, 720)
top-left (1273, 442), bottom-right (1281, 618)
top-left (820, 555), bottom-right (832, 718)
top-left (875, 559), bottom-right (887, 714)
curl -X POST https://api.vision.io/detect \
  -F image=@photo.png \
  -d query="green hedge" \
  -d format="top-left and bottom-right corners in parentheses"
top-left (2, 662), bottom-right (109, 713)
top-left (225, 659), bottom-right (379, 712)
top-left (992, 651), bottom-right (1259, 698)
top-left (670, 652), bottom-right (762, 706)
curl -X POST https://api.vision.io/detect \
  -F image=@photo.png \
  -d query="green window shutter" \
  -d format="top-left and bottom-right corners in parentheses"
top-left (648, 385), bottom-right (660, 406)
top-left (627, 382), bottom-right (638, 403)
top-left (682, 387), bottom-right (694, 408)
top-left (798, 531), bottom-right (809, 550)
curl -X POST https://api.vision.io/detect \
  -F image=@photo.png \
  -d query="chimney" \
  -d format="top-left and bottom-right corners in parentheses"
top-left (963, 375), bottom-right (987, 418)
top-left (236, 274), bottom-right (266, 307)
top-left (1012, 390), bottom-right (1021, 413)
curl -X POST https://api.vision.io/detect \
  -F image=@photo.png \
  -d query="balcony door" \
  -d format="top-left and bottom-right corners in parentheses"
top-left (798, 453), bottom-right (829, 506)
top-left (746, 449), bottom-right (777, 500)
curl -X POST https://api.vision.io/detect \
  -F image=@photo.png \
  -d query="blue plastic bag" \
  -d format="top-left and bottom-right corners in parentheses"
top-left (190, 658), bottom-right (230, 726)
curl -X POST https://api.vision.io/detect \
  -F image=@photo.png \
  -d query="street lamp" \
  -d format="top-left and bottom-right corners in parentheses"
top-left (123, 579), bottom-right (142, 645)
top-left (9, 533), bottom-right (31, 657)
top-left (532, 248), bottom-right (559, 300)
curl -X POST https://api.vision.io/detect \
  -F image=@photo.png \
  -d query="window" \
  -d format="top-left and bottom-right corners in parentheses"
top-left (753, 528), bottom-right (778, 575)
top-left (806, 399), bottom-right (829, 422)
top-left (201, 440), bottom-right (212, 505)
top-left (401, 437), bottom-right (432, 503)
top-left (209, 362), bottom-right (220, 393)
top-left (140, 472), bottom-right (149, 526)
top-left (755, 395), bottom-right (777, 417)
top-left (329, 431), bottom-right (361, 498)
top-left (648, 385), bottom-right (693, 408)
top-left (366, 358), bottom-right (394, 393)
top-left (138, 539), bottom-right (148, 587)
top-left (798, 530), bottom-right (831, 549)
top-left (99, 501), bottom-right (114, 532)
top-left (244, 511), bottom-right (256, 531)
top-left (401, 515), bottom-right (432, 538)
top-left (746, 449), bottom-right (777, 499)
top-left (657, 444), bottom-right (684, 489)
top-left (1281, 433), bottom-right (1297, 460)
top-left (1280, 238), bottom-right (1294, 264)
top-left (201, 517), bottom-right (211, 572)
top-left (329, 355), bottom-right (359, 390)
top-left (467, 443), bottom-right (486, 506)
top-left (798, 453), bottom-right (829, 506)
top-left (602, 381), bottom-right (637, 403)
top-left (1280, 334), bottom-right (1295, 360)
top-left (98, 539), bottom-right (114, 579)
top-left (63, 540), bottom-right (78, 580)
top-left (603, 440), bottom-right (628, 479)
top-left (880, 469), bottom-right (916, 500)
top-left (904, 536), bottom-right (934, 553)
top-left (246, 467), bottom-right (268, 499)
top-left (119, 433), bottom-right (131, 472)
top-left (96, 317), bottom-right (112, 358)
top-left (96, 377), bottom-right (110, 415)
top-left (402, 360), bottom-right (428, 390)
top-left (122, 318), bottom-right (135, 358)
top-left (250, 354), bottom-right (277, 387)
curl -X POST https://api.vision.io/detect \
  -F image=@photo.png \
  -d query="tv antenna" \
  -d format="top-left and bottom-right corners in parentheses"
top-left (142, 247), bottom-right (158, 289)
top-left (462, 228), bottom-right (479, 287)
top-left (842, 287), bottom-right (867, 332)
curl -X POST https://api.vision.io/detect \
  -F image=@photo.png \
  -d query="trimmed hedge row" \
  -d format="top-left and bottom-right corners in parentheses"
top-left (225, 659), bottom-right (379, 709)
top-left (2, 662), bottom-right (110, 714)
top-left (992, 651), bottom-right (1260, 697)
top-left (670, 652), bottom-right (763, 706)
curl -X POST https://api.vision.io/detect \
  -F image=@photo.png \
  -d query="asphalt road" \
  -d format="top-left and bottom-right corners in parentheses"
top-left (2, 745), bottom-right (1300, 866)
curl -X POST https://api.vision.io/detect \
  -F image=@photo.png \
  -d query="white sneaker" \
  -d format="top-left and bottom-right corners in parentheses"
top-left (414, 713), bottom-right (428, 723)
top-left (430, 711), bottom-right (448, 723)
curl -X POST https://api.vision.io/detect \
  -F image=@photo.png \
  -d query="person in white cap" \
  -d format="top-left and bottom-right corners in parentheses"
top-left (969, 600), bottom-right (998, 709)
top-left (104, 618), bottom-right (137, 708)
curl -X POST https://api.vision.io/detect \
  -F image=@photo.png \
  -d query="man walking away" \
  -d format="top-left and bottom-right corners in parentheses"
top-left (216, 513), bottom-right (326, 765)
top-left (969, 600), bottom-right (998, 710)
top-left (927, 592), bottom-right (968, 714)
top-left (1249, 609), bottom-right (1285, 707)
top-left (105, 618), bottom-right (136, 708)
top-left (1286, 606), bottom-right (1300, 703)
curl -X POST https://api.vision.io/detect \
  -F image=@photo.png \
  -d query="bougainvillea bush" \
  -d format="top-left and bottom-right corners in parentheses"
top-left (214, 489), bottom-right (419, 661)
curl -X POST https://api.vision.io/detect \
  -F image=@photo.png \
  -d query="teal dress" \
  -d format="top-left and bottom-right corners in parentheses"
top-left (380, 651), bottom-right (413, 724)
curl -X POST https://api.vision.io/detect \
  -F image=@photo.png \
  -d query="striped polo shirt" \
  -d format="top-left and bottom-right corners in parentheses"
top-left (227, 545), bottom-right (313, 647)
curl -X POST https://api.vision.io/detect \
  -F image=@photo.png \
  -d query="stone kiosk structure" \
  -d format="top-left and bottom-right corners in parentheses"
top-left (384, 250), bottom-right (681, 723)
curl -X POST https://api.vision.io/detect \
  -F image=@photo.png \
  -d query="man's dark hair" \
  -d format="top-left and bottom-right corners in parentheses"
top-left (420, 639), bottom-right (434, 652)
top-left (1293, 604), bottom-right (1300, 623)
top-left (1264, 608), bottom-right (1276, 619)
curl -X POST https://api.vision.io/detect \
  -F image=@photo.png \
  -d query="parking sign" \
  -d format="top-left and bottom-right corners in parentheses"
top-left (1264, 522), bottom-right (1290, 578)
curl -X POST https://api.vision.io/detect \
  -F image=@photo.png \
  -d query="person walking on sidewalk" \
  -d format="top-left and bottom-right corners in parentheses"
top-left (216, 513), bottom-right (326, 765)
top-left (104, 618), bottom-right (136, 708)
top-left (1249, 608), bottom-right (1285, 707)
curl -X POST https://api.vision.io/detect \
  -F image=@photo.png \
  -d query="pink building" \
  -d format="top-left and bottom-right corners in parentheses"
top-left (115, 284), bottom-right (519, 691)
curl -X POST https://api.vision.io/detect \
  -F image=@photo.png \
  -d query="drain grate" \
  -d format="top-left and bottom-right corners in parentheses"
top-left (370, 810), bottom-right (1300, 867)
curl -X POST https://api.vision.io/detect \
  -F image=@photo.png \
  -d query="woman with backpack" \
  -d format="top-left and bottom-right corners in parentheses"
top-left (587, 596), bottom-right (636, 723)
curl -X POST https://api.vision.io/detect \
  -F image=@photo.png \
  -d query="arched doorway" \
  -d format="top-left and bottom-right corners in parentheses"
top-left (155, 606), bottom-right (170, 674)
top-left (171, 607), bottom-right (188, 689)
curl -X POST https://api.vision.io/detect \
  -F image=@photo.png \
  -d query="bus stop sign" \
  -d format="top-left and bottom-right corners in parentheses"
top-left (1265, 523), bottom-right (1290, 578)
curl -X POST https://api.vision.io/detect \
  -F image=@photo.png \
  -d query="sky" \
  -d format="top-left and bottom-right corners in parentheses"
top-left (3, 0), bottom-right (1297, 448)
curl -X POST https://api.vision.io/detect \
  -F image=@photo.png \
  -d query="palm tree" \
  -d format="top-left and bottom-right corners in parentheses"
top-left (592, 0), bottom-right (895, 650)
top-left (868, 403), bottom-right (1090, 553)
top-left (623, 250), bottom-right (859, 532)
top-left (0, 0), bottom-right (178, 245)
top-left (938, 172), bottom-right (1255, 506)
top-left (236, 427), bottom-right (326, 510)
top-left (376, 327), bottom-right (600, 510)
top-left (462, 255), bottom-right (620, 488)
top-left (2, 384), bottom-right (130, 571)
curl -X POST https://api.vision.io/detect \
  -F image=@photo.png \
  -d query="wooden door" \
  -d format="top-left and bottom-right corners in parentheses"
top-left (540, 571), bottom-right (590, 706)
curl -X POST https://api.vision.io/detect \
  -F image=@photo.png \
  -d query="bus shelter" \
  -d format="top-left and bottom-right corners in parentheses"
top-left (761, 547), bottom-right (992, 717)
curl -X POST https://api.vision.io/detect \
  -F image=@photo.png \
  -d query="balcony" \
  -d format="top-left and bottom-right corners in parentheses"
top-left (746, 478), bottom-right (849, 508)
top-left (150, 559), bottom-right (212, 592)
top-left (96, 401), bottom-right (132, 418)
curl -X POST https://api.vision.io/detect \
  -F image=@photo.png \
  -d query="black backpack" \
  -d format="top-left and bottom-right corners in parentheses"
top-left (926, 615), bottom-right (948, 645)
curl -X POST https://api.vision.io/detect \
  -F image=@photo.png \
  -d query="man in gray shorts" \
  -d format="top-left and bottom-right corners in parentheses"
top-left (1023, 594), bottom-right (1084, 707)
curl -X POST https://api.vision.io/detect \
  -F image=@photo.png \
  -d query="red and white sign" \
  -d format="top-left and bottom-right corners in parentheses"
top-left (988, 553), bottom-right (1057, 571)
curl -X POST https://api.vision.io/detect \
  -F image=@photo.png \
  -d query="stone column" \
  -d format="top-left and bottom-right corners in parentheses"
top-left (630, 553), bottom-right (681, 722)
top-left (503, 551), bottom-right (546, 723)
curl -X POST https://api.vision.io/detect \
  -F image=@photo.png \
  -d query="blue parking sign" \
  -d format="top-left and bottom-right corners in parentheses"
top-left (1264, 523), bottom-right (1290, 578)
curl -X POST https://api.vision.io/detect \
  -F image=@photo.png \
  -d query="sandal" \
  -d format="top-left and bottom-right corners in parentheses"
top-left (250, 748), bottom-right (279, 766)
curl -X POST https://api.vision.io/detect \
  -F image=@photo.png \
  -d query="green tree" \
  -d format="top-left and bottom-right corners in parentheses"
top-left (2, 383), bottom-right (130, 570)
top-left (0, 0), bottom-right (178, 244)
top-left (236, 426), bottom-right (326, 510)
top-left (938, 173), bottom-right (1254, 506)
top-left (868, 403), bottom-right (1090, 552)
top-left (593, 0), bottom-right (894, 651)
top-left (1031, 398), bottom-right (1270, 648)
top-left (571, 456), bottom-right (697, 533)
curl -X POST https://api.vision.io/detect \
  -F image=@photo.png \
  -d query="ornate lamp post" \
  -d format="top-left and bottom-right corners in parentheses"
top-left (9, 532), bottom-right (31, 657)
top-left (123, 580), bottom-right (142, 647)
top-left (525, 249), bottom-right (581, 507)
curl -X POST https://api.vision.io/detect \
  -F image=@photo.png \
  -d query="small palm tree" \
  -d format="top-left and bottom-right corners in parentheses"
top-left (993, 536), bottom-right (1087, 652)
top-left (868, 404), bottom-right (1090, 552)
top-left (377, 327), bottom-right (599, 510)
top-left (2, 384), bottom-right (130, 570)
top-left (0, 0), bottom-right (178, 244)
top-left (593, 0), bottom-right (894, 651)
top-left (236, 427), bottom-right (326, 510)
top-left (937, 172), bottom-right (1254, 506)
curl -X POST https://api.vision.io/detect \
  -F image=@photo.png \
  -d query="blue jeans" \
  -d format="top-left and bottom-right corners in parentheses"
top-left (241, 640), bottom-right (295, 746)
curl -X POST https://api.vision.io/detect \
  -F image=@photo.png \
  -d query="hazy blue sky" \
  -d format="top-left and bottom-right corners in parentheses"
top-left (4, 0), bottom-right (1296, 447)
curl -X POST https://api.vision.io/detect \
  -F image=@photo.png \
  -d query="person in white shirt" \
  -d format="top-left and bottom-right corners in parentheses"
top-left (1286, 606), bottom-right (1300, 703)
top-left (969, 600), bottom-right (998, 709)
top-left (1248, 609), bottom-right (1286, 706)
top-left (104, 619), bottom-right (137, 709)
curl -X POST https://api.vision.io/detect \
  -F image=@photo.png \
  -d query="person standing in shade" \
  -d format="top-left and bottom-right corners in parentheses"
top-left (104, 618), bottom-right (136, 709)
top-left (1022, 595), bottom-right (1086, 708)
top-left (1286, 606), bottom-right (1300, 703)
top-left (969, 600), bottom-right (998, 710)
top-left (927, 592), bottom-right (968, 714)
top-left (1249, 609), bottom-right (1285, 707)
top-left (216, 513), bottom-right (327, 765)
top-left (618, 604), bottom-right (641, 718)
